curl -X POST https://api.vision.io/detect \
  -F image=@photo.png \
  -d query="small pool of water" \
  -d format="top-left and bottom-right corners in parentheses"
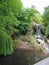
top-left (0, 49), bottom-right (49, 65)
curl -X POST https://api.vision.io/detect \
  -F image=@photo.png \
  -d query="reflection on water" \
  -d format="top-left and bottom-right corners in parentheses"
top-left (0, 49), bottom-right (49, 65)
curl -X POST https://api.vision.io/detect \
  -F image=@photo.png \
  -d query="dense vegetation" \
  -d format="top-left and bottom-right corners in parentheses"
top-left (0, 30), bottom-right (13, 55)
top-left (0, 0), bottom-right (49, 55)
top-left (43, 6), bottom-right (49, 37)
top-left (0, 0), bottom-right (23, 55)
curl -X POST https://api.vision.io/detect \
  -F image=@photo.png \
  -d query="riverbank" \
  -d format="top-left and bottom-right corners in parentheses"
top-left (0, 35), bottom-right (49, 65)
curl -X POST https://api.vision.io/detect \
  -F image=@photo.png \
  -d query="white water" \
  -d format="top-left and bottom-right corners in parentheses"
top-left (37, 38), bottom-right (49, 53)
top-left (35, 24), bottom-right (49, 53)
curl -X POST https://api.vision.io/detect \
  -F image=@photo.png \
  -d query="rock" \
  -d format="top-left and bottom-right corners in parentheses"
top-left (47, 40), bottom-right (49, 44)
top-left (34, 57), bottom-right (49, 65)
top-left (37, 38), bottom-right (49, 53)
top-left (37, 39), bottom-right (44, 43)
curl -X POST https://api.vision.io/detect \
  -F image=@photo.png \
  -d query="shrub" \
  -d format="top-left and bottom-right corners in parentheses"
top-left (0, 30), bottom-right (13, 56)
top-left (17, 23), bottom-right (32, 35)
top-left (45, 24), bottom-right (49, 38)
top-left (0, 14), bottom-right (20, 36)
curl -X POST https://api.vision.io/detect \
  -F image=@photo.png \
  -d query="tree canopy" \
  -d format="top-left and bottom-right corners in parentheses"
top-left (0, 0), bottom-right (23, 55)
top-left (43, 6), bottom-right (49, 37)
top-left (43, 6), bottom-right (49, 27)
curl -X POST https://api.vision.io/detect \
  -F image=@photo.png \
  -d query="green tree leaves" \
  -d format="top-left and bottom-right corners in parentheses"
top-left (45, 25), bottom-right (49, 37)
top-left (43, 6), bottom-right (49, 27)
top-left (0, 0), bottom-right (22, 55)
top-left (0, 30), bottom-right (13, 56)
top-left (43, 6), bottom-right (49, 37)
top-left (0, 0), bottom-right (43, 55)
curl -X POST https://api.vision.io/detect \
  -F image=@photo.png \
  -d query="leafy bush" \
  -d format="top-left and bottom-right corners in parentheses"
top-left (45, 24), bottom-right (49, 38)
top-left (5, 15), bottom-right (20, 35)
top-left (0, 0), bottom-right (22, 36)
top-left (19, 23), bottom-right (31, 34)
top-left (43, 6), bottom-right (49, 27)
top-left (0, 30), bottom-right (13, 56)
top-left (0, 14), bottom-right (20, 35)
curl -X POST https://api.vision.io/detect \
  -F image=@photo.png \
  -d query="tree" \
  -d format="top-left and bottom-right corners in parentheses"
top-left (0, 0), bottom-right (22, 16)
top-left (16, 6), bottom-right (42, 34)
top-left (0, 0), bottom-right (22, 55)
top-left (45, 25), bottom-right (49, 38)
top-left (43, 6), bottom-right (49, 27)
top-left (33, 13), bottom-right (42, 24)
top-left (0, 0), bottom-right (22, 35)
top-left (43, 6), bottom-right (49, 37)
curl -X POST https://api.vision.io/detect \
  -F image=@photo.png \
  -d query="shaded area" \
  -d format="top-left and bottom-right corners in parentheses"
top-left (0, 49), bottom-right (49, 65)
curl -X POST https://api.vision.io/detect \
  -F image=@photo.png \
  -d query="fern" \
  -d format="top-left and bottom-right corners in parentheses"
top-left (0, 30), bottom-right (13, 56)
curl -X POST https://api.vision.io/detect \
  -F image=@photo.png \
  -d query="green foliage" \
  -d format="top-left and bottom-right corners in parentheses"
top-left (18, 23), bottom-right (31, 34)
top-left (43, 6), bottom-right (49, 37)
top-left (9, 0), bottom-right (22, 14)
top-left (0, 0), bottom-right (22, 35)
top-left (0, 0), bottom-right (42, 35)
top-left (45, 24), bottom-right (49, 37)
top-left (25, 6), bottom-right (42, 24)
top-left (0, 0), bottom-right (22, 55)
top-left (33, 13), bottom-right (42, 24)
top-left (0, 0), bottom-right (22, 16)
top-left (0, 30), bottom-right (13, 56)
top-left (43, 6), bottom-right (49, 27)
top-left (0, 15), bottom-right (20, 35)
top-left (16, 6), bottom-right (42, 34)
top-left (0, 0), bottom-right (43, 56)
top-left (5, 15), bottom-right (20, 35)
top-left (16, 7), bottom-right (37, 34)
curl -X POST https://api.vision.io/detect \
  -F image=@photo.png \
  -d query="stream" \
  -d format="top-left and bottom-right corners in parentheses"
top-left (0, 49), bottom-right (49, 65)
top-left (0, 24), bottom-right (49, 65)
top-left (34, 24), bottom-right (49, 53)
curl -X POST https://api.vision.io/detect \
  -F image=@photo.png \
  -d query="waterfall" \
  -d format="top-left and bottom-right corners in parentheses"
top-left (35, 24), bottom-right (49, 53)
top-left (35, 24), bottom-right (41, 35)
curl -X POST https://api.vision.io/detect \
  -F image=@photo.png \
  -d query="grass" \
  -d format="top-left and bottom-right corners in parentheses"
top-left (13, 34), bottom-right (44, 52)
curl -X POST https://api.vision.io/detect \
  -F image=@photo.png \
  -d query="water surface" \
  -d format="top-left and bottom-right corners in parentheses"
top-left (0, 49), bottom-right (49, 65)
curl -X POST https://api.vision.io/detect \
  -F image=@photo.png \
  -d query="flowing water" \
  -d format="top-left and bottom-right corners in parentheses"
top-left (35, 24), bottom-right (49, 53)
top-left (0, 24), bottom-right (49, 65)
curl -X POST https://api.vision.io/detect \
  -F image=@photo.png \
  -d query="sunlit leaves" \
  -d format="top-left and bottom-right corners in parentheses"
top-left (0, 30), bottom-right (13, 56)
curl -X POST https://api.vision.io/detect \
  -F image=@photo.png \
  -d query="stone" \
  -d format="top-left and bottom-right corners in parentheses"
top-left (34, 57), bottom-right (49, 65)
